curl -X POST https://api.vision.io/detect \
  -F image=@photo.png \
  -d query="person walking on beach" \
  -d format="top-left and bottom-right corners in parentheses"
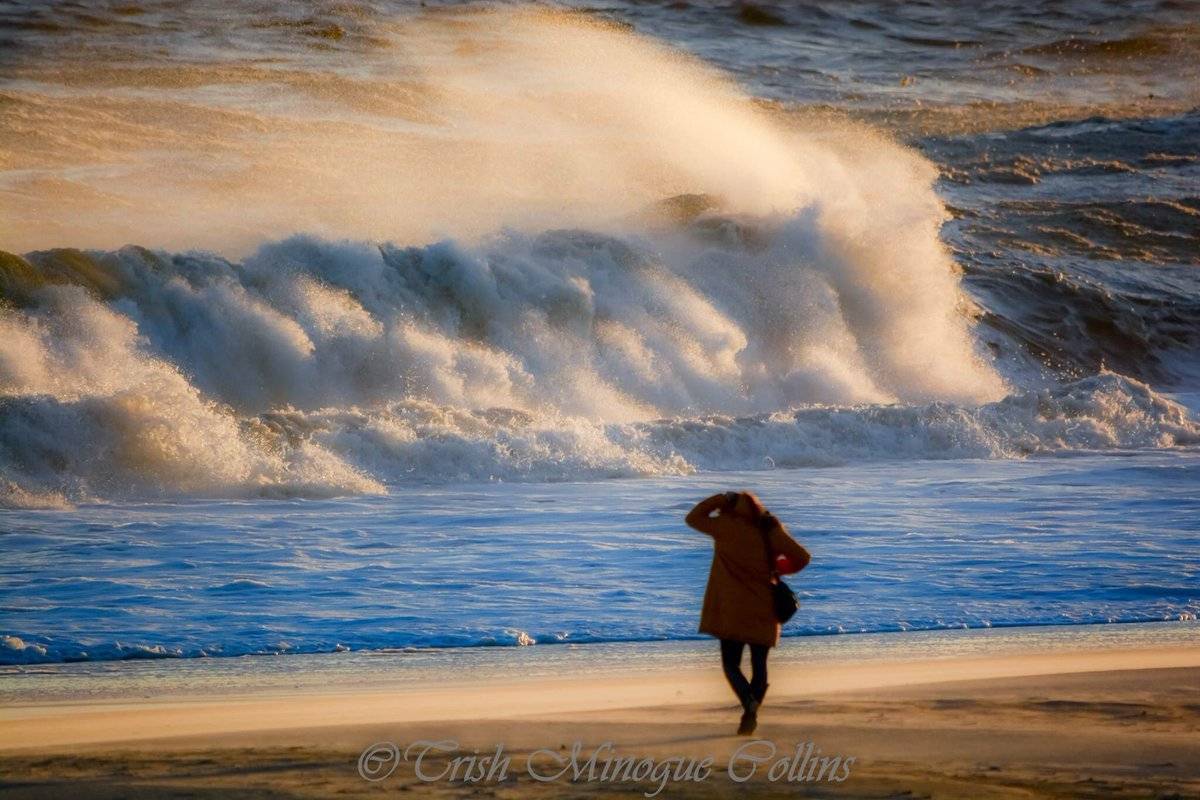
top-left (686, 491), bottom-right (810, 735)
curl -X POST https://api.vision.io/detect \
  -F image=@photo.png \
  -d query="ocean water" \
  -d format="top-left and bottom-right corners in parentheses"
top-left (1, 0), bottom-right (1199, 665)
top-left (5, 621), bottom-right (1198, 705)
top-left (3, 455), bottom-right (1199, 665)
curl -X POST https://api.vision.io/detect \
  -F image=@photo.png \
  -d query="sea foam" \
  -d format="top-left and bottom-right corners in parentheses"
top-left (1, 223), bottom-right (1195, 502)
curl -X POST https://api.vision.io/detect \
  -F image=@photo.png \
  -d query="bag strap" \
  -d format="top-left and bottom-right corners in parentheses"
top-left (756, 513), bottom-right (778, 579)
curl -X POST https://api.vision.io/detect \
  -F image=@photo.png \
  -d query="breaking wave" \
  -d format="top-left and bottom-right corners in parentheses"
top-left (1, 7), bottom-right (1197, 507)
top-left (0, 204), bottom-right (1014, 504)
top-left (1, 226), bottom-right (1196, 506)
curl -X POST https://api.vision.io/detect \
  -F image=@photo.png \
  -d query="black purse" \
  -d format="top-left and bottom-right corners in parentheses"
top-left (758, 515), bottom-right (799, 624)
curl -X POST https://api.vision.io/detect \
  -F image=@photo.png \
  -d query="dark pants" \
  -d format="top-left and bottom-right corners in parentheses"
top-left (719, 638), bottom-right (769, 709)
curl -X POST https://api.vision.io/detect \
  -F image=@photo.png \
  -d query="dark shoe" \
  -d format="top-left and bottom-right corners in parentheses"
top-left (737, 700), bottom-right (759, 735)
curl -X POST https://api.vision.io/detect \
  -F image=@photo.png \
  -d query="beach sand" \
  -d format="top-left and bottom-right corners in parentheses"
top-left (3, 636), bottom-right (1199, 798)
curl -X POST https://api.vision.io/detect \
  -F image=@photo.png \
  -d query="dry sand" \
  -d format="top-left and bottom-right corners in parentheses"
top-left (2, 643), bottom-right (1199, 798)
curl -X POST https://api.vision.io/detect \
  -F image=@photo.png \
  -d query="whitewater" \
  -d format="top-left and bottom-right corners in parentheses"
top-left (1, 2), bottom-right (1198, 664)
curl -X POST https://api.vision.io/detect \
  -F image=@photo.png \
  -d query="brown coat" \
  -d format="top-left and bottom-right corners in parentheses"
top-left (687, 495), bottom-right (811, 647)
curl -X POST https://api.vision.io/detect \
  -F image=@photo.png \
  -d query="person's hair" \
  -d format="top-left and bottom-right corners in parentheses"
top-left (738, 491), bottom-right (778, 532)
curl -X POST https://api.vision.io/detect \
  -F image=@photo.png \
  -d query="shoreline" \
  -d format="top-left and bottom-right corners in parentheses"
top-left (3, 621), bottom-right (1197, 753)
top-left (4, 619), bottom-right (1195, 701)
